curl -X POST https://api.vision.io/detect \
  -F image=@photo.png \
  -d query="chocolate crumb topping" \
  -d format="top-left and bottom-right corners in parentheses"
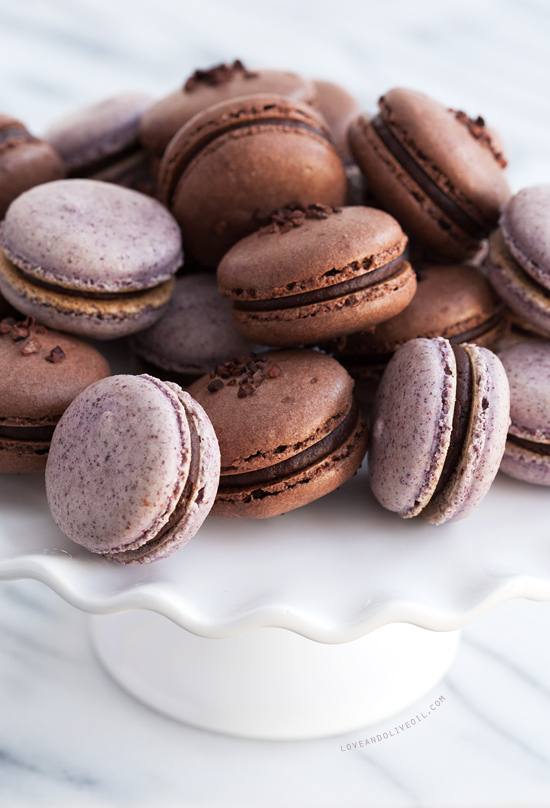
top-left (1, 315), bottom-right (58, 360)
top-left (207, 353), bottom-right (283, 397)
top-left (21, 337), bottom-right (41, 355)
top-left (255, 203), bottom-right (343, 235)
top-left (45, 346), bottom-right (66, 364)
top-left (184, 60), bottom-right (258, 93)
top-left (449, 109), bottom-right (507, 167)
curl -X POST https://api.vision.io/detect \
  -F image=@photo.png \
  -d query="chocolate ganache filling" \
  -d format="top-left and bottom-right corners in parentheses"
top-left (10, 261), bottom-right (151, 299)
top-left (0, 424), bottom-right (56, 441)
top-left (220, 401), bottom-right (359, 489)
top-left (507, 435), bottom-right (550, 456)
top-left (371, 114), bottom-right (491, 239)
top-left (233, 256), bottom-right (406, 312)
top-left (67, 141), bottom-right (143, 179)
top-left (433, 344), bottom-right (473, 497)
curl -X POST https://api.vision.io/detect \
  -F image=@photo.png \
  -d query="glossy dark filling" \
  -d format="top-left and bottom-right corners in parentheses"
top-left (0, 424), bottom-right (56, 441)
top-left (508, 435), bottom-right (550, 456)
top-left (220, 402), bottom-right (358, 489)
top-left (371, 114), bottom-right (489, 239)
top-left (233, 257), bottom-right (406, 312)
top-left (166, 115), bottom-right (331, 204)
top-left (68, 141), bottom-right (142, 178)
top-left (433, 344), bottom-right (473, 496)
top-left (13, 264), bottom-right (148, 300)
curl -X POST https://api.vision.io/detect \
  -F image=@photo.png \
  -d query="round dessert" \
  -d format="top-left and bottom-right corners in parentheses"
top-left (369, 337), bottom-right (510, 524)
top-left (129, 273), bottom-right (257, 385)
top-left (0, 114), bottom-right (65, 219)
top-left (334, 263), bottom-right (507, 401)
top-left (158, 93), bottom-right (347, 268)
top-left (0, 179), bottom-right (182, 339)
top-left (46, 374), bottom-right (220, 564)
top-left (188, 349), bottom-right (368, 518)
top-left (43, 92), bottom-right (155, 192)
top-left (348, 88), bottom-right (511, 259)
top-left (498, 340), bottom-right (550, 486)
top-left (217, 204), bottom-right (416, 347)
top-left (1, 315), bottom-right (110, 473)
top-left (486, 185), bottom-right (550, 336)
top-left (313, 79), bottom-right (360, 163)
top-left (140, 60), bottom-right (317, 158)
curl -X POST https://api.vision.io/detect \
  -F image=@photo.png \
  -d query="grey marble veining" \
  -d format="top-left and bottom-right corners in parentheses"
top-left (1, 0), bottom-right (550, 805)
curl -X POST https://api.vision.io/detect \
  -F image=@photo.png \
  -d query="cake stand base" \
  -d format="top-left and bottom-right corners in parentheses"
top-left (90, 611), bottom-right (460, 740)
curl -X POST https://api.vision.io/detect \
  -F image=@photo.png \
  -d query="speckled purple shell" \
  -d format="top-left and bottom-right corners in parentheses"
top-left (501, 185), bottom-right (550, 289)
top-left (498, 340), bottom-right (550, 486)
top-left (369, 337), bottom-right (510, 525)
top-left (45, 374), bottom-right (220, 564)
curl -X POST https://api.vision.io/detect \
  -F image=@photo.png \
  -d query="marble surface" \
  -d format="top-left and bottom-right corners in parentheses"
top-left (1, 0), bottom-right (550, 805)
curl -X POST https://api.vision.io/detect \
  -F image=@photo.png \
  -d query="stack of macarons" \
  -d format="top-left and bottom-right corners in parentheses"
top-left (3, 58), bottom-right (549, 567)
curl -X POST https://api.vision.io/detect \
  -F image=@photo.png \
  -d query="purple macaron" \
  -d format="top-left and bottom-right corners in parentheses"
top-left (369, 337), bottom-right (510, 524)
top-left (486, 185), bottom-right (550, 336)
top-left (498, 340), bottom-right (550, 486)
top-left (45, 374), bottom-right (220, 564)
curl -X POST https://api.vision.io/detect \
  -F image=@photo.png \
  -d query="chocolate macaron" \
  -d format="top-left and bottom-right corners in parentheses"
top-left (129, 273), bottom-right (257, 386)
top-left (335, 263), bottom-right (506, 401)
top-left (0, 114), bottom-right (65, 219)
top-left (1, 315), bottom-right (110, 473)
top-left (498, 340), bottom-right (550, 486)
top-left (0, 179), bottom-right (182, 339)
top-left (369, 337), bottom-right (510, 524)
top-left (217, 204), bottom-right (416, 347)
top-left (486, 185), bottom-right (550, 336)
top-left (313, 79), bottom-right (360, 163)
top-left (188, 349), bottom-right (367, 518)
top-left (46, 374), bottom-right (220, 564)
top-left (140, 60), bottom-right (317, 159)
top-left (349, 88), bottom-right (510, 259)
top-left (159, 94), bottom-right (347, 268)
top-left (43, 93), bottom-right (154, 193)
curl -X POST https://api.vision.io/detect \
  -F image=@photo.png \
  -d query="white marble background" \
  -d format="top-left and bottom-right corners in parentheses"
top-left (1, 0), bottom-right (550, 805)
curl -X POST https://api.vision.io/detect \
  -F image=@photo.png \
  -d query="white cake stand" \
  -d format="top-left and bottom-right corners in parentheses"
top-left (2, 458), bottom-right (550, 739)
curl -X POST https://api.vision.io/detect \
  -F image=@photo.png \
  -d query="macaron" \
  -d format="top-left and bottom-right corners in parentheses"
top-left (43, 92), bottom-right (155, 193)
top-left (0, 114), bottom-right (65, 218)
top-left (369, 337), bottom-right (510, 524)
top-left (129, 272), bottom-right (257, 385)
top-left (188, 349), bottom-right (367, 518)
top-left (158, 94), bottom-right (347, 268)
top-left (334, 263), bottom-right (507, 401)
top-left (348, 88), bottom-right (511, 259)
top-left (313, 79), bottom-right (360, 163)
top-left (1, 315), bottom-right (110, 473)
top-left (45, 374), bottom-right (220, 564)
top-left (217, 204), bottom-right (416, 347)
top-left (140, 60), bottom-right (317, 158)
top-left (486, 185), bottom-right (550, 336)
top-left (498, 340), bottom-right (550, 486)
top-left (0, 179), bottom-right (182, 339)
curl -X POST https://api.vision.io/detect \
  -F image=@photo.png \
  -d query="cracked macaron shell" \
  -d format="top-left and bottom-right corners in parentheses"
top-left (140, 67), bottom-right (317, 157)
top-left (349, 88), bottom-right (510, 258)
top-left (45, 374), bottom-right (220, 563)
top-left (158, 94), bottom-right (347, 268)
top-left (369, 337), bottom-right (510, 524)
top-left (498, 341), bottom-right (550, 486)
top-left (0, 179), bottom-right (182, 292)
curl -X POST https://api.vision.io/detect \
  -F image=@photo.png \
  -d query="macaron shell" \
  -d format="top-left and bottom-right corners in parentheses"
top-left (0, 253), bottom-right (175, 340)
top-left (500, 441), bottom-right (550, 487)
top-left (107, 385), bottom-right (220, 563)
top-left (44, 93), bottom-right (153, 170)
top-left (377, 89), bottom-right (510, 226)
top-left (140, 68), bottom-right (317, 156)
top-left (497, 340), bottom-right (550, 442)
top-left (0, 437), bottom-right (51, 474)
top-left (1, 179), bottom-right (182, 292)
top-left (231, 261), bottom-right (417, 347)
top-left (217, 206), bottom-right (408, 299)
top-left (46, 375), bottom-right (190, 555)
top-left (188, 349), bottom-right (354, 474)
top-left (212, 409), bottom-right (367, 518)
top-left (500, 185), bottom-right (550, 289)
top-left (369, 337), bottom-right (456, 517)
top-left (313, 79), bottom-right (360, 162)
top-left (0, 136), bottom-right (65, 219)
top-left (349, 114), bottom-right (480, 259)
top-left (486, 230), bottom-right (550, 336)
top-left (422, 344), bottom-right (510, 524)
